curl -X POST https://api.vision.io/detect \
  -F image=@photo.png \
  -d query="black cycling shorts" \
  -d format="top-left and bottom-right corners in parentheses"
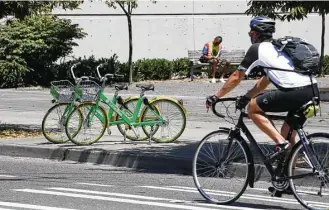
top-left (255, 84), bottom-right (319, 113)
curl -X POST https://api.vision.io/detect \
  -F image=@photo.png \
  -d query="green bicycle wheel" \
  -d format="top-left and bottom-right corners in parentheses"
top-left (141, 98), bottom-right (187, 143)
top-left (116, 97), bottom-right (149, 141)
top-left (42, 103), bottom-right (82, 144)
top-left (65, 102), bottom-right (108, 146)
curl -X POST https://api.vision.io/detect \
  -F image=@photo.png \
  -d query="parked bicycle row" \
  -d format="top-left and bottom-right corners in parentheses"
top-left (41, 62), bottom-right (187, 146)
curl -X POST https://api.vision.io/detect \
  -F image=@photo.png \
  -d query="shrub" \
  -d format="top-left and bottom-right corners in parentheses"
top-left (134, 58), bottom-right (173, 81)
top-left (171, 58), bottom-right (190, 77)
top-left (0, 14), bottom-right (86, 88)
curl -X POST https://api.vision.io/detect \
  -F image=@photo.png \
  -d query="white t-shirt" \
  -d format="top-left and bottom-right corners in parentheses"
top-left (238, 41), bottom-right (317, 89)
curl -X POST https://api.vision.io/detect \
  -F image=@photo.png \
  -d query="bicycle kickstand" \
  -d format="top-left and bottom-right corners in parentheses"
top-left (123, 127), bottom-right (127, 143)
top-left (148, 126), bottom-right (154, 145)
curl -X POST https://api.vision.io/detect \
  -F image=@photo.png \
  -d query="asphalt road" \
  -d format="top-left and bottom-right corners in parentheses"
top-left (0, 156), bottom-right (327, 210)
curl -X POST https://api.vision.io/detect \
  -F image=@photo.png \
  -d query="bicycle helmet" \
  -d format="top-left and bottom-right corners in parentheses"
top-left (250, 16), bottom-right (276, 35)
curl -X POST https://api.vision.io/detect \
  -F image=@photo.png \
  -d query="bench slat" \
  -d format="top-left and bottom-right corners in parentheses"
top-left (187, 49), bottom-right (246, 81)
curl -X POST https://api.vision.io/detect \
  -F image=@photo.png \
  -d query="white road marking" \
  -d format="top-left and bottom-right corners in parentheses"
top-left (76, 182), bottom-right (114, 187)
top-left (48, 187), bottom-right (263, 210)
top-left (0, 175), bottom-right (16, 178)
top-left (15, 188), bottom-right (260, 210)
top-left (140, 186), bottom-right (329, 208)
top-left (0, 201), bottom-right (76, 210)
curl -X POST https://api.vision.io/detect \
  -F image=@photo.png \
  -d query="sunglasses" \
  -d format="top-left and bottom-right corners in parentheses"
top-left (248, 31), bottom-right (257, 37)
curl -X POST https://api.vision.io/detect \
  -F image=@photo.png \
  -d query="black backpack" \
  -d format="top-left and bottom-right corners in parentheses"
top-left (271, 36), bottom-right (320, 75)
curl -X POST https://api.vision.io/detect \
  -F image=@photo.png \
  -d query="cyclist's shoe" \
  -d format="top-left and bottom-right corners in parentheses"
top-left (266, 141), bottom-right (290, 163)
top-left (273, 141), bottom-right (290, 155)
top-left (268, 186), bottom-right (293, 197)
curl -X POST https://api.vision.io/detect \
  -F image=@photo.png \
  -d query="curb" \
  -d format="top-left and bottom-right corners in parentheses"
top-left (0, 142), bottom-right (304, 185)
top-left (0, 144), bottom-right (192, 175)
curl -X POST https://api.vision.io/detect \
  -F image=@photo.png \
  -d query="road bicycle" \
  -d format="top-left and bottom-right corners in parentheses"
top-left (64, 64), bottom-right (187, 146)
top-left (192, 95), bottom-right (329, 210)
top-left (41, 62), bottom-right (98, 144)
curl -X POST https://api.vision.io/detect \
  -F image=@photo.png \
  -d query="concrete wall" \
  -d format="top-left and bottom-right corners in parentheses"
top-left (53, 0), bottom-right (329, 62)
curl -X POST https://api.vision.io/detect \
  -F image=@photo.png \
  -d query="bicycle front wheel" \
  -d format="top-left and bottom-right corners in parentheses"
top-left (65, 102), bottom-right (108, 146)
top-left (42, 103), bottom-right (80, 144)
top-left (192, 129), bottom-right (250, 205)
top-left (288, 132), bottom-right (329, 210)
top-left (141, 98), bottom-right (186, 143)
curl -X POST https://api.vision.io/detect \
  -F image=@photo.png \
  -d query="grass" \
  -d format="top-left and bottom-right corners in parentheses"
top-left (0, 129), bottom-right (43, 139)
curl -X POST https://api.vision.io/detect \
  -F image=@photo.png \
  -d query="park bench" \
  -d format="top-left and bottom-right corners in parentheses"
top-left (187, 49), bottom-right (246, 81)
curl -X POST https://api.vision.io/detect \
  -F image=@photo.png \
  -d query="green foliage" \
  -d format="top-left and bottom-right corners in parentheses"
top-left (134, 58), bottom-right (173, 81)
top-left (0, 15), bottom-right (87, 88)
top-left (245, 1), bottom-right (329, 21)
top-left (0, 57), bottom-right (28, 88)
top-left (51, 54), bottom-right (122, 84)
top-left (51, 55), bottom-right (191, 84)
top-left (172, 58), bottom-right (190, 77)
top-left (323, 55), bottom-right (329, 75)
top-left (0, 1), bottom-right (83, 20)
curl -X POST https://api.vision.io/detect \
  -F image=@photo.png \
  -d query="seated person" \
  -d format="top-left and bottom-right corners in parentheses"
top-left (200, 36), bottom-right (231, 83)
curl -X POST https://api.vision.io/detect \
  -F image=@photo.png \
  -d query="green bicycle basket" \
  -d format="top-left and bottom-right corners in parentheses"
top-left (50, 80), bottom-right (76, 103)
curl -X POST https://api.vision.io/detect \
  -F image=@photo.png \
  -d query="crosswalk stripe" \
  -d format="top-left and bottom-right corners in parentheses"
top-left (75, 182), bottom-right (114, 187)
top-left (0, 201), bottom-right (76, 210)
top-left (14, 189), bottom-right (258, 210)
top-left (140, 186), bottom-right (329, 208)
top-left (48, 187), bottom-right (263, 210)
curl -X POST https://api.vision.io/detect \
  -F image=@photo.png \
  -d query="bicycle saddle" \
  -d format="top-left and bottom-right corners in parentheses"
top-left (115, 83), bottom-right (128, 91)
top-left (136, 84), bottom-right (155, 91)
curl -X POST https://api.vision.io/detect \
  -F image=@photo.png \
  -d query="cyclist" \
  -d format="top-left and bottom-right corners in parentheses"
top-left (206, 16), bottom-right (320, 157)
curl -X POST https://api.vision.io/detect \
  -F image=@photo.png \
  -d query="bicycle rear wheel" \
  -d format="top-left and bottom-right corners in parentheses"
top-left (288, 132), bottom-right (329, 210)
top-left (192, 129), bottom-right (250, 204)
top-left (141, 98), bottom-right (186, 143)
top-left (116, 98), bottom-right (148, 141)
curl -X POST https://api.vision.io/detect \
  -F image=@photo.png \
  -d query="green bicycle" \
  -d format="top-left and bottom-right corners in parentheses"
top-left (64, 67), bottom-right (187, 146)
top-left (41, 62), bottom-right (99, 144)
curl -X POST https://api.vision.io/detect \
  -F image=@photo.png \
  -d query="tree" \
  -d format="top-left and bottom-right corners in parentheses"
top-left (245, 1), bottom-right (329, 76)
top-left (105, 0), bottom-right (156, 84)
top-left (0, 1), bottom-right (83, 20)
top-left (0, 15), bottom-right (87, 88)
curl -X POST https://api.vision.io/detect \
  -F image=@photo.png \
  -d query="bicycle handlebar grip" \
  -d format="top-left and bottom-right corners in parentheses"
top-left (105, 74), bottom-right (114, 78)
top-left (211, 99), bottom-right (226, 118)
top-left (115, 74), bottom-right (125, 78)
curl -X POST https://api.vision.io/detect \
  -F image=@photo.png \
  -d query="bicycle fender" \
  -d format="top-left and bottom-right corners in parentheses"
top-left (218, 127), bottom-right (231, 132)
top-left (147, 96), bottom-right (187, 116)
top-left (123, 96), bottom-right (140, 103)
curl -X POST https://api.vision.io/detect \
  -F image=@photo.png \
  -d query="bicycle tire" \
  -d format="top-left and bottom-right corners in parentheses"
top-left (42, 103), bottom-right (81, 144)
top-left (116, 97), bottom-right (148, 141)
top-left (141, 98), bottom-right (186, 143)
top-left (65, 102), bottom-right (108, 146)
top-left (288, 132), bottom-right (329, 210)
top-left (192, 129), bottom-right (251, 205)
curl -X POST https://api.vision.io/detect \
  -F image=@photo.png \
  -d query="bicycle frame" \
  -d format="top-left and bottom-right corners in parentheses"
top-left (213, 97), bottom-right (322, 184)
top-left (85, 86), bottom-right (166, 129)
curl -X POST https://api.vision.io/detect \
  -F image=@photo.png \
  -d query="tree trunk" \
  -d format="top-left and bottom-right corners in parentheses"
top-left (127, 15), bottom-right (133, 84)
top-left (319, 11), bottom-right (325, 76)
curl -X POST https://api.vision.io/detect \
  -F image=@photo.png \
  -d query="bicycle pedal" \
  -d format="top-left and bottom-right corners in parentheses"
top-left (269, 187), bottom-right (282, 197)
